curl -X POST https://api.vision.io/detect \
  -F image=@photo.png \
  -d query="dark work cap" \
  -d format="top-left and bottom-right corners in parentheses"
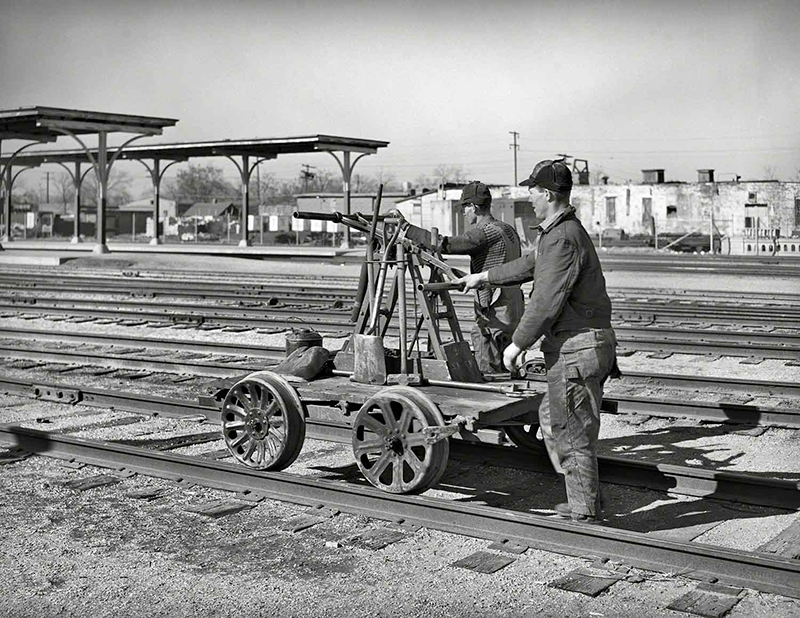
top-left (520, 160), bottom-right (573, 192)
top-left (457, 181), bottom-right (492, 206)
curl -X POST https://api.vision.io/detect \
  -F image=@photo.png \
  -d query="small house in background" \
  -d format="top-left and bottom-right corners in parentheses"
top-left (116, 197), bottom-right (180, 237)
top-left (182, 201), bottom-right (240, 220)
top-left (393, 183), bottom-right (536, 244)
top-left (294, 191), bottom-right (411, 216)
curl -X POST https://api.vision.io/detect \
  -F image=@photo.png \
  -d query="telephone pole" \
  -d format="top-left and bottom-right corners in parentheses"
top-left (300, 164), bottom-right (316, 193)
top-left (509, 131), bottom-right (519, 185)
top-left (45, 171), bottom-right (50, 203)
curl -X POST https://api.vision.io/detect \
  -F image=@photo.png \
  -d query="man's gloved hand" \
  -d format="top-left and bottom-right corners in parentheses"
top-left (503, 342), bottom-right (524, 373)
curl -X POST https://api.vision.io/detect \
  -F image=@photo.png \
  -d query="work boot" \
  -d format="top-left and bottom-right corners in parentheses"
top-left (554, 502), bottom-right (572, 518)
top-left (554, 493), bottom-right (607, 520)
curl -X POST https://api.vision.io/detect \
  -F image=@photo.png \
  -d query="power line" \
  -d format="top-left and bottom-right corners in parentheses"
top-left (300, 164), bottom-right (317, 192)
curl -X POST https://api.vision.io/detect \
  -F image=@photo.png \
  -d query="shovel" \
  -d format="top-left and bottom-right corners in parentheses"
top-left (352, 185), bottom-right (389, 385)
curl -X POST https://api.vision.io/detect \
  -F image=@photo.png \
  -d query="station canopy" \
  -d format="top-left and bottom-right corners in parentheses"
top-left (0, 134), bottom-right (390, 166)
top-left (0, 106), bottom-right (176, 142)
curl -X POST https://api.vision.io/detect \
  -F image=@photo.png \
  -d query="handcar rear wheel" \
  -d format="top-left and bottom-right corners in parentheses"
top-left (352, 386), bottom-right (449, 494)
top-left (220, 371), bottom-right (306, 471)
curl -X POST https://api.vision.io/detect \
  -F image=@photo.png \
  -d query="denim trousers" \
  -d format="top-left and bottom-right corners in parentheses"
top-left (539, 328), bottom-right (617, 517)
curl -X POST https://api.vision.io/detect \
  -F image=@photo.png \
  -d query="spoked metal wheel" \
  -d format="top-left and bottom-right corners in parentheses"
top-left (220, 371), bottom-right (306, 470)
top-left (352, 386), bottom-right (449, 494)
top-left (505, 423), bottom-right (545, 451)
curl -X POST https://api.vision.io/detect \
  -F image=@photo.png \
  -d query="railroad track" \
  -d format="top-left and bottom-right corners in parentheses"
top-left (3, 270), bottom-right (800, 326)
top-left (4, 325), bottom-right (800, 399)
top-left (3, 374), bottom-right (798, 509)
top-left (3, 295), bottom-right (799, 359)
top-left (2, 328), bottom-right (799, 428)
top-left (1, 407), bottom-right (799, 598)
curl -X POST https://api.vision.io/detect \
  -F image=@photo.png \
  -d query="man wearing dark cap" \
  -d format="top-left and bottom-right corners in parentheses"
top-left (457, 161), bottom-right (618, 523)
top-left (389, 181), bottom-right (524, 373)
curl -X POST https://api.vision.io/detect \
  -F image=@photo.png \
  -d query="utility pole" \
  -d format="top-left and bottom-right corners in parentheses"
top-left (45, 172), bottom-right (50, 203)
top-left (508, 131), bottom-right (519, 185)
top-left (300, 164), bottom-right (316, 193)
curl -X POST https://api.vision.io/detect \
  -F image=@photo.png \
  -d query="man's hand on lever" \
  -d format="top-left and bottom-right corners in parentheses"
top-left (385, 208), bottom-right (405, 222)
top-left (454, 271), bottom-right (490, 293)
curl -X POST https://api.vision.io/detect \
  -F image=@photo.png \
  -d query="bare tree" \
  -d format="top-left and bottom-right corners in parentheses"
top-left (244, 170), bottom-right (276, 207)
top-left (54, 172), bottom-right (75, 209)
top-left (82, 170), bottom-right (134, 207)
top-left (162, 163), bottom-right (237, 202)
top-left (354, 169), bottom-right (400, 193)
top-left (432, 164), bottom-right (469, 184)
top-left (763, 165), bottom-right (778, 181)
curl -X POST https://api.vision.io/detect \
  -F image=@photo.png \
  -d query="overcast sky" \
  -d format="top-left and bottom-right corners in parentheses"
top-left (1, 0), bottom-right (799, 196)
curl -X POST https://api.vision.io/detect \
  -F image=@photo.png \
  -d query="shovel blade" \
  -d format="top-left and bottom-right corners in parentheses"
top-left (352, 334), bottom-right (387, 385)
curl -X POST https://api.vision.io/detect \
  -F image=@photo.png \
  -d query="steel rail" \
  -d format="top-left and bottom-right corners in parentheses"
top-left (6, 269), bottom-right (800, 303)
top-left (3, 371), bottom-right (796, 511)
top-left (5, 372), bottom-right (800, 510)
top-left (4, 325), bottom-right (800, 398)
top-left (0, 326), bottom-right (285, 359)
top-left (3, 337), bottom-right (800, 427)
top-left (6, 282), bottom-right (800, 326)
top-left (4, 272), bottom-right (800, 319)
top-left (3, 298), bottom-right (798, 359)
top-left (2, 423), bottom-right (799, 597)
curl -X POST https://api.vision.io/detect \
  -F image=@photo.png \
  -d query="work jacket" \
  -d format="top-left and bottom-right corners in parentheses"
top-left (404, 216), bottom-right (522, 309)
top-left (486, 206), bottom-right (612, 350)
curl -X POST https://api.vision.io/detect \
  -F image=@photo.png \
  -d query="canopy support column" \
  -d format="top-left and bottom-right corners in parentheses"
top-left (136, 158), bottom-right (182, 245)
top-left (227, 155), bottom-right (271, 248)
top-left (2, 164), bottom-right (10, 245)
top-left (55, 129), bottom-right (152, 254)
top-left (0, 140), bottom-right (49, 247)
top-left (73, 162), bottom-right (82, 243)
top-left (240, 154), bottom-right (250, 247)
top-left (328, 150), bottom-right (369, 249)
top-left (55, 161), bottom-right (91, 243)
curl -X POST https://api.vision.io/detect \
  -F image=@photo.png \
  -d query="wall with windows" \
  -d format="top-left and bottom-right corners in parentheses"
top-left (570, 180), bottom-right (800, 238)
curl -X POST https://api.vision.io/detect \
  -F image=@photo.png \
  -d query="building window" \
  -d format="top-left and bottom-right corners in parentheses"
top-left (795, 197), bottom-right (800, 228)
top-left (748, 192), bottom-right (758, 203)
top-left (666, 205), bottom-right (678, 218)
top-left (761, 245), bottom-right (766, 252)
top-left (641, 197), bottom-right (652, 225)
top-left (747, 244), bottom-right (752, 252)
top-left (605, 196), bottom-right (616, 225)
top-left (793, 245), bottom-right (797, 252)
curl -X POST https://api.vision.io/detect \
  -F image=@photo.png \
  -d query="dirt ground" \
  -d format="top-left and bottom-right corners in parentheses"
top-left (1, 252), bottom-right (799, 616)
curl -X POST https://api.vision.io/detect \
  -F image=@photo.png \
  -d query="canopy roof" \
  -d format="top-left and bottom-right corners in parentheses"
top-left (0, 106), bottom-right (178, 142)
top-left (0, 134), bottom-right (389, 165)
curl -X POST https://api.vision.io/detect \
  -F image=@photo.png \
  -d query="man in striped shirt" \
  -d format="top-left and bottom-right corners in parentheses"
top-left (391, 181), bottom-right (524, 374)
